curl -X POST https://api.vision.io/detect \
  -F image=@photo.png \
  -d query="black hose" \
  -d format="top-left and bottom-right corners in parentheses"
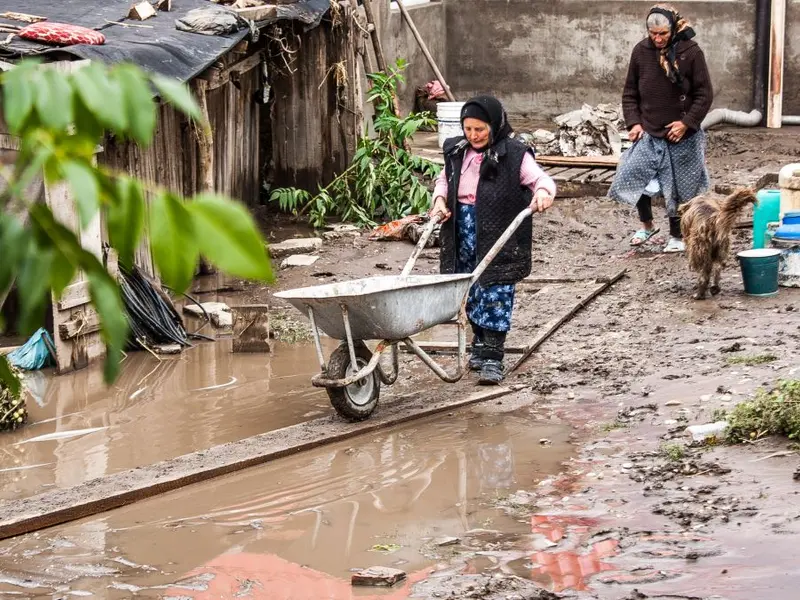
top-left (118, 264), bottom-right (193, 351)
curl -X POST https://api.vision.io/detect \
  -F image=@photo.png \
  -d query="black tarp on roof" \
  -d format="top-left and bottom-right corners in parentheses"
top-left (0, 0), bottom-right (330, 82)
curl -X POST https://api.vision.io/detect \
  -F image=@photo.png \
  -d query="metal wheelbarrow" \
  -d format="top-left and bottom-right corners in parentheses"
top-left (274, 207), bottom-right (534, 421)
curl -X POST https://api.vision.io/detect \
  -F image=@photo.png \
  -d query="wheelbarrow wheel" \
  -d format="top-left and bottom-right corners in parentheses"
top-left (326, 341), bottom-right (380, 422)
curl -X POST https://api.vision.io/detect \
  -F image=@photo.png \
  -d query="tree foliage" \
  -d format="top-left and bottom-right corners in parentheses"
top-left (270, 59), bottom-right (441, 228)
top-left (0, 60), bottom-right (272, 391)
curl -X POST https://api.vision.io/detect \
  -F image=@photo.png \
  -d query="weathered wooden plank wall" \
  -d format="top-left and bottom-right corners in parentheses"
top-left (100, 62), bottom-right (264, 277)
top-left (270, 6), bottom-right (362, 190)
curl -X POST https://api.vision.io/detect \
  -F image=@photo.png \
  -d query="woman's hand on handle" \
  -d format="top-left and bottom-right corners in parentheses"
top-left (429, 196), bottom-right (451, 222)
top-left (530, 189), bottom-right (554, 213)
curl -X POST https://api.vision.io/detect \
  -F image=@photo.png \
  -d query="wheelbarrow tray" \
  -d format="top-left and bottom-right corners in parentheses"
top-left (274, 274), bottom-right (473, 340)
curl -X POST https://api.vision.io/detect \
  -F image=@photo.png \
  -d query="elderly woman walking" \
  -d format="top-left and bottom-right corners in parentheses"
top-left (610, 4), bottom-right (713, 253)
top-left (429, 95), bottom-right (556, 385)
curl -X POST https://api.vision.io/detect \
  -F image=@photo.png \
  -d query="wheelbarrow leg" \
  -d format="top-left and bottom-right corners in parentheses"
top-left (307, 306), bottom-right (327, 370)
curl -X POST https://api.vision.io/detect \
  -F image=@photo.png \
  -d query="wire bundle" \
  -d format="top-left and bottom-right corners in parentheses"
top-left (119, 265), bottom-right (192, 351)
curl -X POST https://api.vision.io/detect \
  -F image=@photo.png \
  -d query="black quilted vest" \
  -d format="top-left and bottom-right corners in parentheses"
top-left (439, 136), bottom-right (534, 286)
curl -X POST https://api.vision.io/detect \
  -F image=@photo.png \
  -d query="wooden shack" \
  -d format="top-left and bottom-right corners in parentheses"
top-left (0, 0), bottom-right (361, 374)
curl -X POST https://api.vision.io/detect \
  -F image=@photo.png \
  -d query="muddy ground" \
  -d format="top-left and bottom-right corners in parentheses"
top-left (0, 127), bottom-right (799, 599)
top-left (253, 126), bottom-right (800, 599)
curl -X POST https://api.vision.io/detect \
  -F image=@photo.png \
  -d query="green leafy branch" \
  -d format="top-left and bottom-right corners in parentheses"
top-left (269, 59), bottom-right (441, 228)
top-left (0, 59), bottom-right (273, 391)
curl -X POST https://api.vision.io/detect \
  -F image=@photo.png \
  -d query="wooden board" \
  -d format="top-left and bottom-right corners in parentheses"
top-left (46, 179), bottom-right (106, 373)
top-left (575, 168), bottom-right (614, 184)
top-left (552, 167), bottom-right (594, 181)
top-left (536, 155), bottom-right (619, 168)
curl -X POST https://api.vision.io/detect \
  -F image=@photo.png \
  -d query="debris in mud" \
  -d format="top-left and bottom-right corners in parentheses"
top-left (620, 589), bottom-right (724, 600)
top-left (352, 566), bottom-right (406, 587)
top-left (370, 543), bottom-right (401, 553)
top-left (616, 404), bottom-right (658, 425)
top-left (410, 572), bottom-right (565, 599)
top-left (268, 311), bottom-right (312, 343)
top-left (435, 536), bottom-right (461, 547)
top-left (685, 421), bottom-right (729, 443)
top-left (322, 224), bottom-right (360, 240)
top-left (719, 342), bottom-right (743, 353)
top-left (794, 466), bottom-right (800, 481)
top-left (596, 567), bottom-right (678, 585)
top-left (517, 103), bottom-right (628, 157)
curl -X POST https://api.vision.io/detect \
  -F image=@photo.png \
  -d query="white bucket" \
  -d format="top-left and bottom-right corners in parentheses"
top-left (437, 102), bottom-right (465, 148)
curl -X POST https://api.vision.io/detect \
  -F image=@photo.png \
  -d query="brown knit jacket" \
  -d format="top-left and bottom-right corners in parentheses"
top-left (622, 38), bottom-right (713, 137)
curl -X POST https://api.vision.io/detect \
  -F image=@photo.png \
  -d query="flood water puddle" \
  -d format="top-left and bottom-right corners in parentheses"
top-left (0, 410), bottom-right (575, 598)
top-left (0, 338), bottom-right (339, 501)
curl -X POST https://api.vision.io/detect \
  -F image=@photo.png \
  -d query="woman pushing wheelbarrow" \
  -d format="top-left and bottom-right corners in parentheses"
top-left (276, 95), bottom-right (556, 421)
top-left (429, 95), bottom-right (557, 384)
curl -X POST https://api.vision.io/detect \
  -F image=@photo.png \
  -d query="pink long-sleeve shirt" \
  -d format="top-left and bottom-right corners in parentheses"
top-left (432, 148), bottom-right (556, 205)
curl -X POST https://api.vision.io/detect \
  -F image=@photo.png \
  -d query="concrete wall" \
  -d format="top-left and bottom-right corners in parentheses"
top-left (385, 1), bottom-right (447, 115)
top-left (786, 1), bottom-right (800, 115)
top-left (441, 0), bottom-right (794, 118)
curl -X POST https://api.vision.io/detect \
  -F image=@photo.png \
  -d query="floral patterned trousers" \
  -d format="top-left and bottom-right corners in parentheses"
top-left (455, 204), bottom-right (515, 333)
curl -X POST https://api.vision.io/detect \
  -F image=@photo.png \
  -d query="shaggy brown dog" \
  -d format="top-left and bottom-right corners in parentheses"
top-left (679, 188), bottom-right (757, 299)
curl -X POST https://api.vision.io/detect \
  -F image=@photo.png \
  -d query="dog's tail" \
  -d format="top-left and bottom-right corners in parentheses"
top-left (717, 187), bottom-right (757, 230)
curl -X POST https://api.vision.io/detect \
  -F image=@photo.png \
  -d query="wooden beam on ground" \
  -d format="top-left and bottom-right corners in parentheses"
top-left (510, 269), bottom-right (627, 373)
top-left (536, 155), bottom-right (619, 168)
top-left (400, 341), bottom-right (526, 354)
top-left (0, 384), bottom-right (526, 540)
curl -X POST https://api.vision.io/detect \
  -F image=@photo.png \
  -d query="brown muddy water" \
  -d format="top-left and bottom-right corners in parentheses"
top-left (0, 338), bottom-right (341, 502)
top-left (0, 410), bottom-right (574, 599)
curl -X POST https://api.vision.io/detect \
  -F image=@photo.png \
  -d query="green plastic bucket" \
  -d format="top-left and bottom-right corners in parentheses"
top-left (737, 248), bottom-right (781, 296)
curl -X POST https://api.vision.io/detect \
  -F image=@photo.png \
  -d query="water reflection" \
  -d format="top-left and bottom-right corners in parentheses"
top-left (0, 413), bottom-right (573, 598)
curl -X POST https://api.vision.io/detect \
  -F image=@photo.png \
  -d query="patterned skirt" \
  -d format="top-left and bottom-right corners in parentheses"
top-left (455, 203), bottom-right (515, 333)
top-left (608, 131), bottom-right (709, 217)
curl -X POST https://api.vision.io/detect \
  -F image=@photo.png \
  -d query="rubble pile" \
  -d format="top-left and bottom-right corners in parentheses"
top-left (518, 103), bottom-right (632, 158)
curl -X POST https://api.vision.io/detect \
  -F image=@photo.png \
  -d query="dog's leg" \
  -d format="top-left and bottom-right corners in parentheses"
top-left (694, 265), bottom-right (711, 300)
top-left (710, 263), bottom-right (722, 296)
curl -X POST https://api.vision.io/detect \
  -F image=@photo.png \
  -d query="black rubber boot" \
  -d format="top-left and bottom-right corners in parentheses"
top-left (469, 322), bottom-right (485, 371)
top-left (478, 330), bottom-right (506, 385)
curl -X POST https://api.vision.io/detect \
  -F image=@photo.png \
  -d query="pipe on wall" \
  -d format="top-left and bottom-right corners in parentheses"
top-left (701, 0), bottom-right (798, 129)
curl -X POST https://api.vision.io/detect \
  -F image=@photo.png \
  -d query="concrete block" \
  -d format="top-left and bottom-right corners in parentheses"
top-left (351, 566), bottom-right (407, 587)
top-left (268, 238), bottom-right (322, 258)
top-left (280, 254), bottom-right (320, 269)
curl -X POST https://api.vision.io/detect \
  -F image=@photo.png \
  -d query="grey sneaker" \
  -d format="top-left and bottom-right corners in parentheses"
top-left (663, 237), bottom-right (685, 253)
top-left (478, 359), bottom-right (505, 385)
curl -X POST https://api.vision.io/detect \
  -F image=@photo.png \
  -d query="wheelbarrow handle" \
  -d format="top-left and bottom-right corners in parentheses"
top-left (401, 214), bottom-right (441, 276)
top-left (470, 207), bottom-right (533, 283)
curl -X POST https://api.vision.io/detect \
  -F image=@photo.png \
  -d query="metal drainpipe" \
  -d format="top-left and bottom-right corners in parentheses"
top-left (702, 0), bottom-right (798, 129)
top-left (753, 0), bottom-right (770, 119)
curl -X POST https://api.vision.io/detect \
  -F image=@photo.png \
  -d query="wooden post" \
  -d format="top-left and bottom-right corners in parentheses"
top-left (394, 0), bottom-right (456, 102)
top-left (231, 305), bottom-right (271, 353)
top-left (766, 0), bottom-right (786, 128)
